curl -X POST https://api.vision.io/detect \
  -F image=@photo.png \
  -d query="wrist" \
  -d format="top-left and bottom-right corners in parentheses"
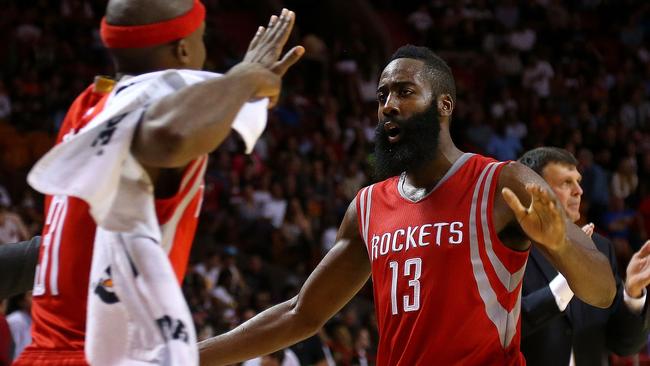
top-left (625, 284), bottom-right (644, 299)
top-left (227, 63), bottom-right (279, 99)
top-left (543, 236), bottom-right (571, 256)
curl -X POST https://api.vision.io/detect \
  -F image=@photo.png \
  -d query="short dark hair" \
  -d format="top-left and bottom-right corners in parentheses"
top-left (518, 147), bottom-right (578, 175)
top-left (387, 45), bottom-right (456, 103)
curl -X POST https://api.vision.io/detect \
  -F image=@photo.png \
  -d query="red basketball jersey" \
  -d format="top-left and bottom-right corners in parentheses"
top-left (356, 154), bottom-right (528, 366)
top-left (17, 83), bottom-right (206, 365)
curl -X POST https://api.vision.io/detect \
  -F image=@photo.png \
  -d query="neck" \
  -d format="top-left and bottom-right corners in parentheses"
top-left (404, 131), bottom-right (463, 190)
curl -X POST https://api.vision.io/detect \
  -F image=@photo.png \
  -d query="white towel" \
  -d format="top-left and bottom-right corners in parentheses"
top-left (28, 69), bottom-right (268, 365)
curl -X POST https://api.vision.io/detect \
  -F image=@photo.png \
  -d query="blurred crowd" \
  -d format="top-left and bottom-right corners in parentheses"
top-left (0, 0), bottom-right (649, 364)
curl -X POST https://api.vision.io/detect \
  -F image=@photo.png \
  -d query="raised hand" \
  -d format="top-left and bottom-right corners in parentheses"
top-left (581, 223), bottom-right (595, 237)
top-left (244, 9), bottom-right (304, 76)
top-left (501, 183), bottom-right (567, 250)
top-left (625, 240), bottom-right (650, 298)
top-left (233, 8), bottom-right (304, 107)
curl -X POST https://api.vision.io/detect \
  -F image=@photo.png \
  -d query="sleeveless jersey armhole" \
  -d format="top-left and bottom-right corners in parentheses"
top-left (485, 162), bottom-right (529, 270)
top-left (355, 185), bottom-right (374, 255)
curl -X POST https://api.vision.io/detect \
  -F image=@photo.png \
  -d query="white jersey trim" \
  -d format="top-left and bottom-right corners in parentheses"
top-left (469, 162), bottom-right (524, 348)
top-left (159, 156), bottom-right (207, 254)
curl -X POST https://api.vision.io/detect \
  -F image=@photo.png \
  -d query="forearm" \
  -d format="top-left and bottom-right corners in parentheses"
top-left (199, 297), bottom-right (319, 366)
top-left (0, 236), bottom-right (40, 299)
top-left (200, 220), bottom-right (370, 365)
top-left (133, 65), bottom-right (277, 168)
top-left (544, 225), bottom-right (615, 308)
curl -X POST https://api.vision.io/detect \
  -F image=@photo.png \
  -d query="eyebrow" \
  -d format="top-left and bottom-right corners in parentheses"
top-left (377, 80), bottom-right (418, 92)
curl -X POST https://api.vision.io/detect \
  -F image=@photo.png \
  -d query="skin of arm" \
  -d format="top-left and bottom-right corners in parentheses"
top-left (198, 198), bottom-right (371, 366)
top-left (132, 9), bottom-right (303, 169)
top-left (495, 162), bottom-right (615, 308)
top-left (131, 64), bottom-right (282, 169)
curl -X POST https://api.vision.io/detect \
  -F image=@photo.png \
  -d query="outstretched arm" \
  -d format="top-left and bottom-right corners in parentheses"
top-left (498, 162), bottom-right (615, 308)
top-left (132, 9), bottom-right (304, 168)
top-left (198, 199), bottom-right (371, 366)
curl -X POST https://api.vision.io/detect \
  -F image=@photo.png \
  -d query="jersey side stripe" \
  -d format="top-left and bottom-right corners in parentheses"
top-left (160, 156), bottom-right (207, 253)
top-left (480, 162), bottom-right (527, 292)
top-left (49, 197), bottom-right (68, 295)
top-left (179, 156), bottom-right (203, 192)
top-left (364, 185), bottom-right (374, 246)
top-left (469, 162), bottom-right (523, 348)
top-left (359, 187), bottom-right (367, 246)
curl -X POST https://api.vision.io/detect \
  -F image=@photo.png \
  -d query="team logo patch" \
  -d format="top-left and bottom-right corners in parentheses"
top-left (94, 266), bottom-right (120, 304)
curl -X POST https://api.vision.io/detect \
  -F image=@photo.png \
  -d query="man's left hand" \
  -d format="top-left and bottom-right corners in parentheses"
top-left (502, 183), bottom-right (567, 251)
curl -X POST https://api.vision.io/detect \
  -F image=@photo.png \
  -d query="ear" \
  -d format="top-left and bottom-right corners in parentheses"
top-left (437, 94), bottom-right (454, 117)
top-left (173, 39), bottom-right (191, 66)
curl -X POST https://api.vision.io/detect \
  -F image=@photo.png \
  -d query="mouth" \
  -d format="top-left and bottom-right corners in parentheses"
top-left (384, 121), bottom-right (402, 144)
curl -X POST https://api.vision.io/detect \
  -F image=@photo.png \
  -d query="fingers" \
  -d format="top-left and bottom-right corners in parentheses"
top-left (268, 9), bottom-right (295, 50)
top-left (246, 13), bottom-right (279, 54)
top-left (635, 240), bottom-right (650, 259)
top-left (245, 9), bottom-right (296, 65)
top-left (501, 188), bottom-right (527, 220)
top-left (247, 26), bottom-right (266, 52)
top-left (581, 223), bottom-right (595, 237)
top-left (527, 183), bottom-right (563, 217)
top-left (526, 183), bottom-right (551, 206)
top-left (272, 46), bottom-right (305, 76)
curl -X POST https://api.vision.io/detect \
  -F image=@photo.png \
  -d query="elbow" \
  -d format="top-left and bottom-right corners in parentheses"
top-left (289, 297), bottom-right (327, 338)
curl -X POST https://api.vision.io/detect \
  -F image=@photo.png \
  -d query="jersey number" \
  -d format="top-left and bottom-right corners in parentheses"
top-left (33, 196), bottom-right (68, 296)
top-left (389, 257), bottom-right (422, 315)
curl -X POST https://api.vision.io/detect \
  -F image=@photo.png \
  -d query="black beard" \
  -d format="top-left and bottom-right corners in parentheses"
top-left (373, 104), bottom-right (440, 181)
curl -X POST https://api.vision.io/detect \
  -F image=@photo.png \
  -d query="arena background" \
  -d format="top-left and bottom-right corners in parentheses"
top-left (0, 0), bottom-right (648, 365)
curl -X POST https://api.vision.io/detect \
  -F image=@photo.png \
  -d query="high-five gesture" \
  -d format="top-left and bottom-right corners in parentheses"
top-left (244, 9), bottom-right (304, 76)
top-left (501, 183), bottom-right (568, 250)
top-left (228, 8), bottom-right (304, 107)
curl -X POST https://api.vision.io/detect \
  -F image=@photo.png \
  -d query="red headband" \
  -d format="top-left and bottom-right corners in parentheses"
top-left (100, 0), bottom-right (206, 49)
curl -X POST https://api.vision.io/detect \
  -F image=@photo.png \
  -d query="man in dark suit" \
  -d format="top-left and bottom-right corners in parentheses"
top-left (519, 147), bottom-right (650, 366)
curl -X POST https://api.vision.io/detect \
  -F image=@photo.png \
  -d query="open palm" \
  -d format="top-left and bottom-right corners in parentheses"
top-left (502, 183), bottom-right (567, 250)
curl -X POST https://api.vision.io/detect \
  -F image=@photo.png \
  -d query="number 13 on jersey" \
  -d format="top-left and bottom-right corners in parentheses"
top-left (389, 257), bottom-right (422, 315)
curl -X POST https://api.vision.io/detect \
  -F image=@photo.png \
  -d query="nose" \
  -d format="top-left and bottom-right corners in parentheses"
top-left (572, 181), bottom-right (583, 196)
top-left (380, 94), bottom-right (400, 118)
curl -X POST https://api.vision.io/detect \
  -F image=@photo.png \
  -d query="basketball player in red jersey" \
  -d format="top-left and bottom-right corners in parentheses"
top-left (199, 45), bottom-right (616, 366)
top-left (15, 1), bottom-right (303, 364)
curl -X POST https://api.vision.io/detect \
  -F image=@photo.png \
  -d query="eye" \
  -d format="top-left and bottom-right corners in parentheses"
top-left (400, 89), bottom-right (414, 97)
top-left (377, 91), bottom-right (386, 103)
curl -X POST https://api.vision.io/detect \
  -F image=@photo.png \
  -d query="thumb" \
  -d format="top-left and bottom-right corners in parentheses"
top-left (501, 187), bottom-right (527, 220)
top-left (272, 46), bottom-right (305, 76)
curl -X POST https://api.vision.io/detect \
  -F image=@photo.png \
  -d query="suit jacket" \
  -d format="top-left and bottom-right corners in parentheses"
top-left (521, 233), bottom-right (650, 366)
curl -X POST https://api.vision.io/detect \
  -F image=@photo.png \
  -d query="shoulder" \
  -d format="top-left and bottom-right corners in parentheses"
top-left (496, 161), bottom-right (551, 201)
top-left (498, 161), bottom-right (539, 185)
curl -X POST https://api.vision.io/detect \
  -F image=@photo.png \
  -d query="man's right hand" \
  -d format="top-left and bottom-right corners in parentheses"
top-left (625, 240), bottom-right (650, 299)
top-left (581, 223), bottom-right (595, 237)
top-left (231, 8), bottom-right (304, 107)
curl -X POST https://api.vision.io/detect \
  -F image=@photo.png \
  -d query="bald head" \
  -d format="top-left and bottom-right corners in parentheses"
top-left (105, 0), bottom-right (193, 26)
